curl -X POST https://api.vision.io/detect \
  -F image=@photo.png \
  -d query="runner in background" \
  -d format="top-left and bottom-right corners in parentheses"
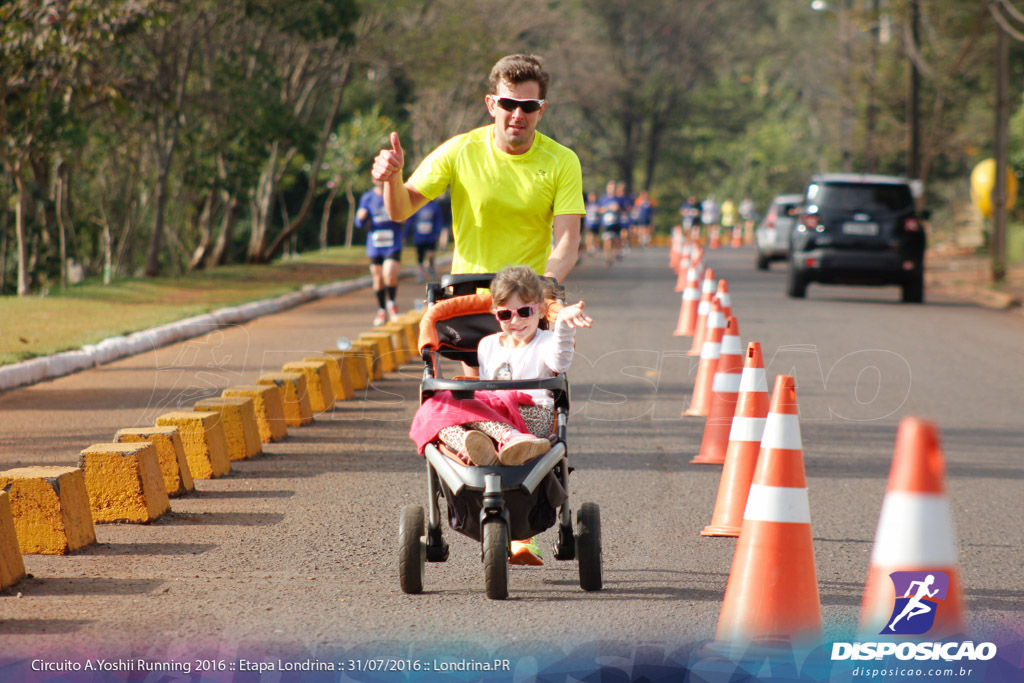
top-left (355, 183), bottom-right (405, 326)
top-left (598, 180), bottom-right (622, 268)
top-left (584, 191), bottom-right (601, 256)
top-left (615, 181), bottom-right (634, 255)
top-left (679, 195), bottom-right (701, 240)
top-left (739, 195), bottom-right (757, 245)
top-left (632, 190), bottom-right (654, 247)
top-left (406, 200), bottom-right (445, 283)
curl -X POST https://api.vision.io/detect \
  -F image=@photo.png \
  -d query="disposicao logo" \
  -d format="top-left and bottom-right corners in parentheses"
top-left (831, 570), bottom-right (997, 663)
top-left (882, 571), bottom-right (949, 635)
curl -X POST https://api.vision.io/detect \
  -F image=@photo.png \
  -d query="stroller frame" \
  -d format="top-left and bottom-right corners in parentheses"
top-left (399, 273), bottom-right (602, 599)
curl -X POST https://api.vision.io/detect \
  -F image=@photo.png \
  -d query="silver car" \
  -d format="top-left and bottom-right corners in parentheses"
top-left (755, 193), bottom-right (804, 270)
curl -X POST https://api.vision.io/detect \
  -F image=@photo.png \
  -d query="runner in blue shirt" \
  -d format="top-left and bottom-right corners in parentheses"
top-left (356, 183), bottom-right (405, 326)
top-left (406, 200), bottom-right (445, 283)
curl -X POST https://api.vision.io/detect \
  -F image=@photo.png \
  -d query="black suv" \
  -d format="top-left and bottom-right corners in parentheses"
top-left (787, 173), bottom-right (928, 302)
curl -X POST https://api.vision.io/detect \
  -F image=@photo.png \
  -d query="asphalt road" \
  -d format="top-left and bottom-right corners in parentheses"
top-left (0, 245), bottom-right (1021, 670)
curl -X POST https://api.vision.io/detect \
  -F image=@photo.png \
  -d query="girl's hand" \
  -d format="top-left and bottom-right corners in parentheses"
top-left (557, 301), bottom-right (592, 329)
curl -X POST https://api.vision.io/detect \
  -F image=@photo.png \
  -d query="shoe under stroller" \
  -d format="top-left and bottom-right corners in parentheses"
top-left (398, 273), bottom-right (603, 599)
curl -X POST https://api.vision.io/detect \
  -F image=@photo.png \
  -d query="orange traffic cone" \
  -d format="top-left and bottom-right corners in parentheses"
top-left (715, 375), bottom-right (822, 646)
top-left (731, 224), bottom-right (743, 248)
top-left (674, 249), bottom-right (691, 291)
top-left (701, 342), bottom-right (770, 536)
top-left (709, 225), bottom-right (721, 249)
top-left (673, 264), bottom-right (702, 337)
top-left (687, 268), bottom-right (716, 356)
top-left (691, 315), bottom-right (743, 464)
top-left (858, 417), bottom-right (965, 639)
top-left (683, 299), bottom-right (725, 417)
top-left (715, 278), bottom-right (732, 320)
top-left (669, 227), bottom-right (683, 272)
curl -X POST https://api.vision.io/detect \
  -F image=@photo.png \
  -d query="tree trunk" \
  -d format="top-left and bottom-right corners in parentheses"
top-left (320, 184), bottom-right (338, 251)
top-left (145, 169), bottom-right (170, 276)
top-left (211, 193), bottom-right (240, 266)
top-left (1, 185), bottom-right (9, 294)
top-left (188, 191), bottom-right (216, 271)
top-left (345, 183), bottom-right (356, 248)
top-left (247, 143), bottom-right (280, 262)
top-left (143, 24), bottom-right (200, 277)
top-left (55, 161), bottom-right (68, 289)
top-left (259, 64), bottom-right (349, 263)
top-left (13, 167), bottom-right (31, 296)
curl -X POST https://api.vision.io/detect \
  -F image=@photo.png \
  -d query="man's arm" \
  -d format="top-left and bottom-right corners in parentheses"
top-left (371, 132), bottom-right (429, 221)
top-left (545, 213), bottom-right (582, 283)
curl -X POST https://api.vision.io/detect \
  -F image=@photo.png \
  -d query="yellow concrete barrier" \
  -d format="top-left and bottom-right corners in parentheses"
top-left (392, 314), bottom-right (421, 355)
top-left (79, 442), bottom-right (170, 523)
top-left (0, 466), bottom-right (96, 554)
top-left (155, 411), bottom-right (232, 479)
top-left (358, 332), bottom-right (397, 373)
top-left (258, 372), bottom-right (313, 427)
top-left (114, 427), bottom-right (195, 497)
top-left (194, 397), bottom-right (262, 460)
top-left (0, 492), bottom-right (26, 589)
top-left (348, 341), bottom-right (382, 381)
top-left (380, 323), bottom-right (413, 364)
top-left (222, 385), bottom-right (288, 443)
top-left (305, 354), bottom-right (353, 402)
top-left (282, 361), bottom-right (334, 413)
top-left (323, 349), bottom-right (369, 393)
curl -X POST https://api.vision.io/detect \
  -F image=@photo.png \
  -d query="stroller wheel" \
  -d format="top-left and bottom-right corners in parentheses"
top-left (576, 502), bottom-right (603, 592)
top-left (482, 519), bottom-right (509, 600)
top-left (399, 505), bottom-right (426, 594)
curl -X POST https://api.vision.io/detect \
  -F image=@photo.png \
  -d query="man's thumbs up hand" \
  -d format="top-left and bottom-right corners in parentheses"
top-left (371, 131), bottom-right (405, 183)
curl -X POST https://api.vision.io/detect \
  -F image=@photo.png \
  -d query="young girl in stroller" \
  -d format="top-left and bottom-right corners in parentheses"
top-left (409, 266), bottom-right (592, 564)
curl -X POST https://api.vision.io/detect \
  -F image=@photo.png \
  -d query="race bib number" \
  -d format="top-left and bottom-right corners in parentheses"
top-left (371, 230), bottom-right (395, 249)
top-left (416, 220), bottom-right (434, 235)
top-left (601, 211), bottom-right (618, 227)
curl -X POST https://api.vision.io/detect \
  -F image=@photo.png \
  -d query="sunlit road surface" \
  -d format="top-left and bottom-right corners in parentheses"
top-left (0, 245), bottom-right (1020, 663)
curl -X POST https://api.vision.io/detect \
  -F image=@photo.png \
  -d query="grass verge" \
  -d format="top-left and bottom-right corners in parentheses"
top-left (0, 247), bottom-right (424, 366)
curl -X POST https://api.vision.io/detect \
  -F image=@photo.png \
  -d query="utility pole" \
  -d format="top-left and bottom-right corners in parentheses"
top-left (993, 18), bottom-right (1009, 283)
top-left (908, 0), bottom-right (922, 180)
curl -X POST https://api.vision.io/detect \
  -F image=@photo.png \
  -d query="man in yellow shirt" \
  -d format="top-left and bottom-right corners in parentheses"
top-left (371, 54), bottom-right (584, 283)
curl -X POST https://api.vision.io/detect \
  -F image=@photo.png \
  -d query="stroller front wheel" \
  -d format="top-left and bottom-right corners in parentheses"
top-left (399, 505), bottom-right (426, 594)
top-left (482, 519), bottom-right (509, 600)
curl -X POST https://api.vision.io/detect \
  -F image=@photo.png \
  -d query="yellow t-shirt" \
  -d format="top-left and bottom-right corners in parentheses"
top-left (408, 125), bottom-right (584, 275)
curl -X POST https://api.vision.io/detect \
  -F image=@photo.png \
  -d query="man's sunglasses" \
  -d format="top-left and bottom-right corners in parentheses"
top-left (491, 96), bottom-right (545, 114)
top-left (494, 304), bottom-right (538, 321)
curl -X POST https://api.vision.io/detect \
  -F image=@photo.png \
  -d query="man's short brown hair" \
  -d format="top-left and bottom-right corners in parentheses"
top-left (488, 54), bottom-right (550, 99)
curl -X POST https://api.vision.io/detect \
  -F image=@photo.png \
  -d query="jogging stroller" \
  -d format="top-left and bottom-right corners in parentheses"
top-left (398, 273), bottom-right (603, 599)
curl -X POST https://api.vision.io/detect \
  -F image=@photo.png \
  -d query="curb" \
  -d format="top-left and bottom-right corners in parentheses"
top-left (0, 259), bottom-right (444, 393)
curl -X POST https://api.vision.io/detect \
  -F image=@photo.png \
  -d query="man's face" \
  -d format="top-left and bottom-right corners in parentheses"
top-left (486, 79), bottom-right (546, 154)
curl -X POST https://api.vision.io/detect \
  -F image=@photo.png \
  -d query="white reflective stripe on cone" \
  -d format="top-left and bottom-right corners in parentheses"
top-left (870, 491), bottom-right (959, 566)
top-left (729, 416), bottom-right (767, 442)
top-left (717, 294), bottom-right (732, 308)
top-left (720, 335), bottom-right (743, 356)
top-left (760, 413), bottom-right (802, 450)
top-left (712, 372), bottom-right (742, 393)
top-left (683, 289), bottom-right (701, 301)
top-left (743, 484), bottom-right (811, 523)
top-left (700, 342), bottom-right (722, 360)
top-left (738, 368), bottom-right (768, 393)
top-left (697, 301), bottom-right (710, 314)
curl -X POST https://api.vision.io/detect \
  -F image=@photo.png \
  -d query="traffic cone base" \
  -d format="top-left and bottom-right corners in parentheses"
top-left (715, 519), bottom-right (821, 643)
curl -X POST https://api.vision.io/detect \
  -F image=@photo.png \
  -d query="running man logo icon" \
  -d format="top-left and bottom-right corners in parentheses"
top-left (882, 571), bottom-right (950, 635)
